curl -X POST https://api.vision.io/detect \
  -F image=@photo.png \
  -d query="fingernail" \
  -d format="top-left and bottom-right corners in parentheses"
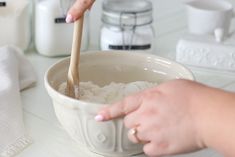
top-left (95, 115), bottom-right (104, 121)
top-left (66, 14), bottom-right (73, 23)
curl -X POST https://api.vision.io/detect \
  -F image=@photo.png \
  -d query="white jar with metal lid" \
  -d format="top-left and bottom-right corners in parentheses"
top-left (100, 0), bottom-right (155, 52)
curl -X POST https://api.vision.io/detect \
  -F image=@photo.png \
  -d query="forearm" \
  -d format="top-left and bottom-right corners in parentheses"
top-left (193, 85), bottom-right (235, 156)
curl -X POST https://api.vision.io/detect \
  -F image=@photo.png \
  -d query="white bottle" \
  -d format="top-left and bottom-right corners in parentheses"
top-left (35, 0), bottom-right (89, 57)
top-left (0, 0), bottom-right (31, 50)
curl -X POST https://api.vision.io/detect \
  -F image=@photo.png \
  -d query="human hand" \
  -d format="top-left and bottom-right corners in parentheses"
top-left (95, 79), bottom-right (207, 157)
top-left (66, 0), bottom-right (95, 23)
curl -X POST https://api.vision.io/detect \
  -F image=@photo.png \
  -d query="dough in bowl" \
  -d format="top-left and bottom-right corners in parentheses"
top-left (58, 81), bottom-right (157, 104)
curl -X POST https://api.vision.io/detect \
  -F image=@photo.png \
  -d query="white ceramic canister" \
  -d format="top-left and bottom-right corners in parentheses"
top-left (100, 0), bottom-right (155, 52)
top-left (185, 0), bottom-right (234, 42)
top-left (35, 0), bottom-right (89, 57)
top-left (0, 0), bottom-right (31, 50)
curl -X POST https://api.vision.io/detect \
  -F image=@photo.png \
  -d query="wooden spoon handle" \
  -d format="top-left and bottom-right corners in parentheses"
top-left (70, 15), bottom-right (84, 75)
top-left (67, 15), bottom-right (84, 98)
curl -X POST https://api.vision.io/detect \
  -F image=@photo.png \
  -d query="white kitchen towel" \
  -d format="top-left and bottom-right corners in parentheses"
top-left (0, 46), bottom-right (36, 157)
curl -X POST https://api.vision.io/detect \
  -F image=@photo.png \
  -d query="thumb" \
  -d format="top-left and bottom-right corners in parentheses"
top-left (66, 0), bottom-right (95, 23)
top-left (94, 93), bottom-right (142, 121)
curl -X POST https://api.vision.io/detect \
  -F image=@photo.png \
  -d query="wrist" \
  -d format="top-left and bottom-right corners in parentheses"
top-left (191, 85), bottom-right (235, 154)
top-left (189, 83), bottom-right (212, 149)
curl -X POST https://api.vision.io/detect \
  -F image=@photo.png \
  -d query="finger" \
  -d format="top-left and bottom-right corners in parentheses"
top-left (95, 93), bottom-right (143, 121)
top-left (66, 0), bottom-right (95, 23)
top-left (128, 127), bottom-right (141, 144)
top-left (143, 142), bottom-right (159, 157)
top-left (124, 109), bottom-right (142, 128)
top-left (124, 98), bottom-right (159, 129)
top-left (126, 114), bottom-right (162, 144)
top-left (127, 126), bottom-right (149, 144)
top-left (144, 141), bottom-right (170, 157)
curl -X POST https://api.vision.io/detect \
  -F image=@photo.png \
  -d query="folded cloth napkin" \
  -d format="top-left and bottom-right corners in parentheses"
top-left (0, 46), bottom-right (36, 157)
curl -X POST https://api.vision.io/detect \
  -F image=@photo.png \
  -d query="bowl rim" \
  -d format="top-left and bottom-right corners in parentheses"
top-left (44, 50), bottom-right (195, 109)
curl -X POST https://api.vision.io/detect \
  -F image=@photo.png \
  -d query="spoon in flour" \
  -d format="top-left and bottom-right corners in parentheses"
top-left (66, 15), bottom-right (84, 99)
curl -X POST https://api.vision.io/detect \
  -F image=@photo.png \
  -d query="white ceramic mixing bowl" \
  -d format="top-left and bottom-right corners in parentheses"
top-left (44, 51), bottom-right (194, 157)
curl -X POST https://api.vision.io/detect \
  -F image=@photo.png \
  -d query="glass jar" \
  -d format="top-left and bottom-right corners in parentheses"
top-left (35, 0), bottom-right (89, 57)
top-left (0, 0), bottom-right (31, 50)
top-left (100, 0), bottom-right (155, 52)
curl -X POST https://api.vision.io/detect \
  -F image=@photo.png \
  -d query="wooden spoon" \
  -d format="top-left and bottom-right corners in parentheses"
top-left (66, 15), bottom-right (84, 99)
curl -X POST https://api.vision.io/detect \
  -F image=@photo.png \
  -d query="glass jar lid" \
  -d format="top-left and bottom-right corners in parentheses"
top-left (102, 0), bottom-right (153, 27)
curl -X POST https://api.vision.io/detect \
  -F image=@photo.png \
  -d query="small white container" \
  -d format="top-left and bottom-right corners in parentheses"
top-left (0, 0), bottom-right (31, 50)
top-left (35, 0), bottom-right (89, 57)
top-left (100, 0), bottom-right (155, 52)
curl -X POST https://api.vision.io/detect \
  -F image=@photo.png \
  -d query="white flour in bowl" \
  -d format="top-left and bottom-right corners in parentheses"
top-left (58, 81), bottom-right (157, 104)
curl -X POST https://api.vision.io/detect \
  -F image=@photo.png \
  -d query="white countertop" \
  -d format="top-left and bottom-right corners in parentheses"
top-left (17, 0), bottom-right (235, 156)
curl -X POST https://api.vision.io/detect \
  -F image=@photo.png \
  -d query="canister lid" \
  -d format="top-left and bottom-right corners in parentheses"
top-left (102, 0), bottom-right (153, 26)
